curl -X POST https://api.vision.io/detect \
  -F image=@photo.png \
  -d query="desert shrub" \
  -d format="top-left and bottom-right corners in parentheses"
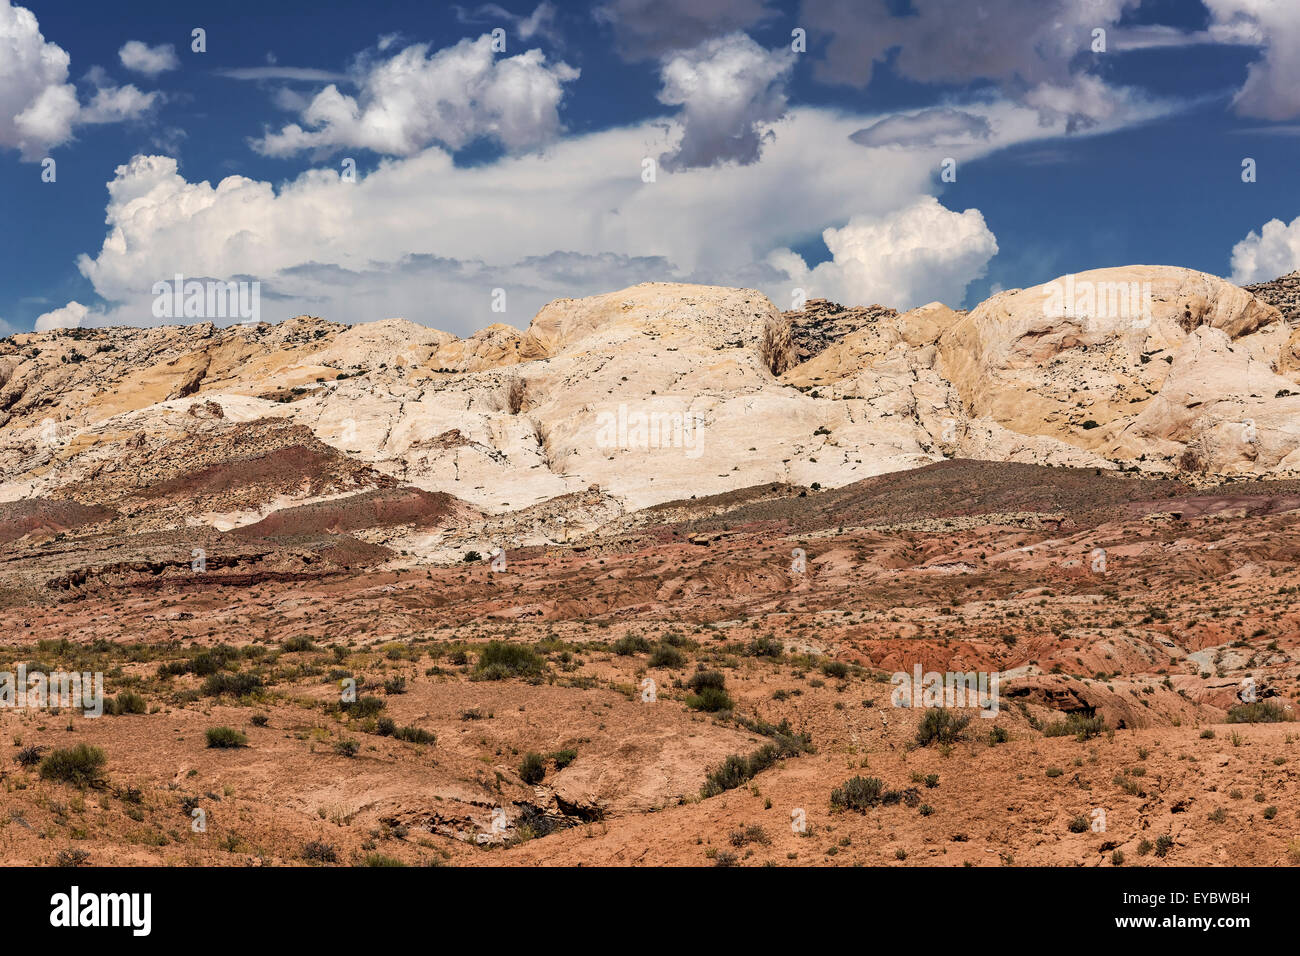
top-left (107, 690), bottom-right (147, 715)
top-left (915, 708), bottom-right (970, 746)
top-left (363, 853), bottom-right (406, 867)
top-left (474, 641), bottom-right (546, 680)
top-left (205, 726), bottom-right (247, 748)
top-left (393, 726), bottom-right (435, 745)
top-left (701, 734), bottom-right (810, 799)
top-left (519, 752), bottom-right (546, 784)
top-left (463, 551), bottom-right (482, 563)
top-left (251, 714), bottom-right (269, 727)
top-left (39, 744), bottom-right (106, 787)
top-left (282, 635), bottom-right (315, 652)
top-left (821, 660), bottom-right (849, 679)
top-left (56, 849), bottom-right (91, 867)
top-left (648, 644), bottom-right (685, 669)
top-left (15, 745), bottom-right (45, 767)
top-left (831, 776), bottom-right (884, 812)
top-left (613, 635), bottom-right (650, 655)
top-left (189, 646), bottom-right (239, 676)
top-left (200, 672), bottom-right (261, 697)
top-left (302, 840), bottom-right (337, 863)
top-left (748, 635), bottom-right (783, 658)
top-left (551, 748), bottom-right (577, 770)
top-left (334, 739), bottom-right (360, 758)
top-left (729, 825), bottom-right (770, 847)
top-left (1068, 814), bottom-right (1090, 833)
top-left (506, 376), bottom-right (526, 414)
top-left (1226, 701), bottom-right (1289, 723)
top-left (375, 717), bottom-right (396, 736)
top-left (688, 670), bottom-right (726, 692)
top-left (341, 696), bottom-right (385, 717)
top-left (687, 686), bottom-right (735, 712)
top-left (383, 676), bottom-right (407, 695)
top-left (988, 725), bottom-right (1009, 745)
top-left (703, 753), bottom-right (763, 796)
top-left (1043, 713), bottom-right (1106, 740)
top-left (1154, 835), bottom-right (1174, 858)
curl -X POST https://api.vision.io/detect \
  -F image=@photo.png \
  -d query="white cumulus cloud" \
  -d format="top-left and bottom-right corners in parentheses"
top-left (657, 32), bottom-right (793, 170)
top-left (769, 197), bottom-right (999, 310)
top-left (35, 300), bottom-right (91, 331)
top-left (1205, 0), bottom-right (1300, 120)
top-left (252, 35), bottom-right (579, 157)
top-left (0, 1), bottom-right (159, 159)
top-left (44, 91), bottom-right (1172, 334)
top-left (118, 40), bottom-right (179, 76)
top-left (1230, 214), bottom-right (1300, 284)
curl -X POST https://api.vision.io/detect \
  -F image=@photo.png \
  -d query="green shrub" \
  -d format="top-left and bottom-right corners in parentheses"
top-left (519, 752), bottom-right (546, 784)
top-left (648, 644), bottom-right (685, 669)
top-left (282, 635), bottom-right (315, 652)
top-left (1068, 814), bottom-right (1089, 833)
top-left (830, 776), bottom-right (884, 812)
top-left (687, 686), bottom-right (734, 712)
top-left (302, 840), bottom-right (337, 863)
top-left (39, 744), bottom-right (106, 787)
top-left (1043, 713), bottom-right (1106, 740)
top-left (915, 708), bottom-right (970, 746)
top-left (205, 726), bottom-right (247, 749)
top-left (613, 635), bottom-right (651, 655)
top-left (393, 725), bottom-right (435, 745)
top-left (821, 660), bottom-right (849, 679)
top-left (1226, 701), bottom-right (1289, 723)
top-left (109, 690), bottom-right (147, 715)
top-left (474, 641), bottom-right (546, 680)
top-left (200, 672), bottom-right (261, 697)
top-left (701, 733), bottom-right (811, 798)
top-left (334, 739), bottom-right (360, 758)
top-left (551, 748), bottom-right (577, 770)
top-left (342, 695), bottom-right (385, 717)
top-left (688, 670), bottom-right (727, 692)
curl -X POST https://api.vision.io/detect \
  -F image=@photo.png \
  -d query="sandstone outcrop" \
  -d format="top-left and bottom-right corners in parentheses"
top-left (0, 268), bottom-right (1296, 538)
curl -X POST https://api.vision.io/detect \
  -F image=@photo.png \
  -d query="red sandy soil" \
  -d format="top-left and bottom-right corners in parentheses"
top-left (0, 461), bottom-right (1297, 867)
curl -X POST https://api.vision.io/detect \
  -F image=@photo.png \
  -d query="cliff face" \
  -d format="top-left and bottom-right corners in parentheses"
top-left (1, 268), bottom-right (1297, 533)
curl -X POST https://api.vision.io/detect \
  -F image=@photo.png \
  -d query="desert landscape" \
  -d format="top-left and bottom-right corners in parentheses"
top-left (0, 266), bottom-right (1297, 868)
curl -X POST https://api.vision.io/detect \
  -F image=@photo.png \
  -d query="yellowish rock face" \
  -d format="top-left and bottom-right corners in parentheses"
top-left (1, 269), bottom-right (1297, 529)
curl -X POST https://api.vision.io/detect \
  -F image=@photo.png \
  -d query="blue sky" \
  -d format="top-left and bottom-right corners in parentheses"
top-left (1, 0), bottom-right (1298, 335)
